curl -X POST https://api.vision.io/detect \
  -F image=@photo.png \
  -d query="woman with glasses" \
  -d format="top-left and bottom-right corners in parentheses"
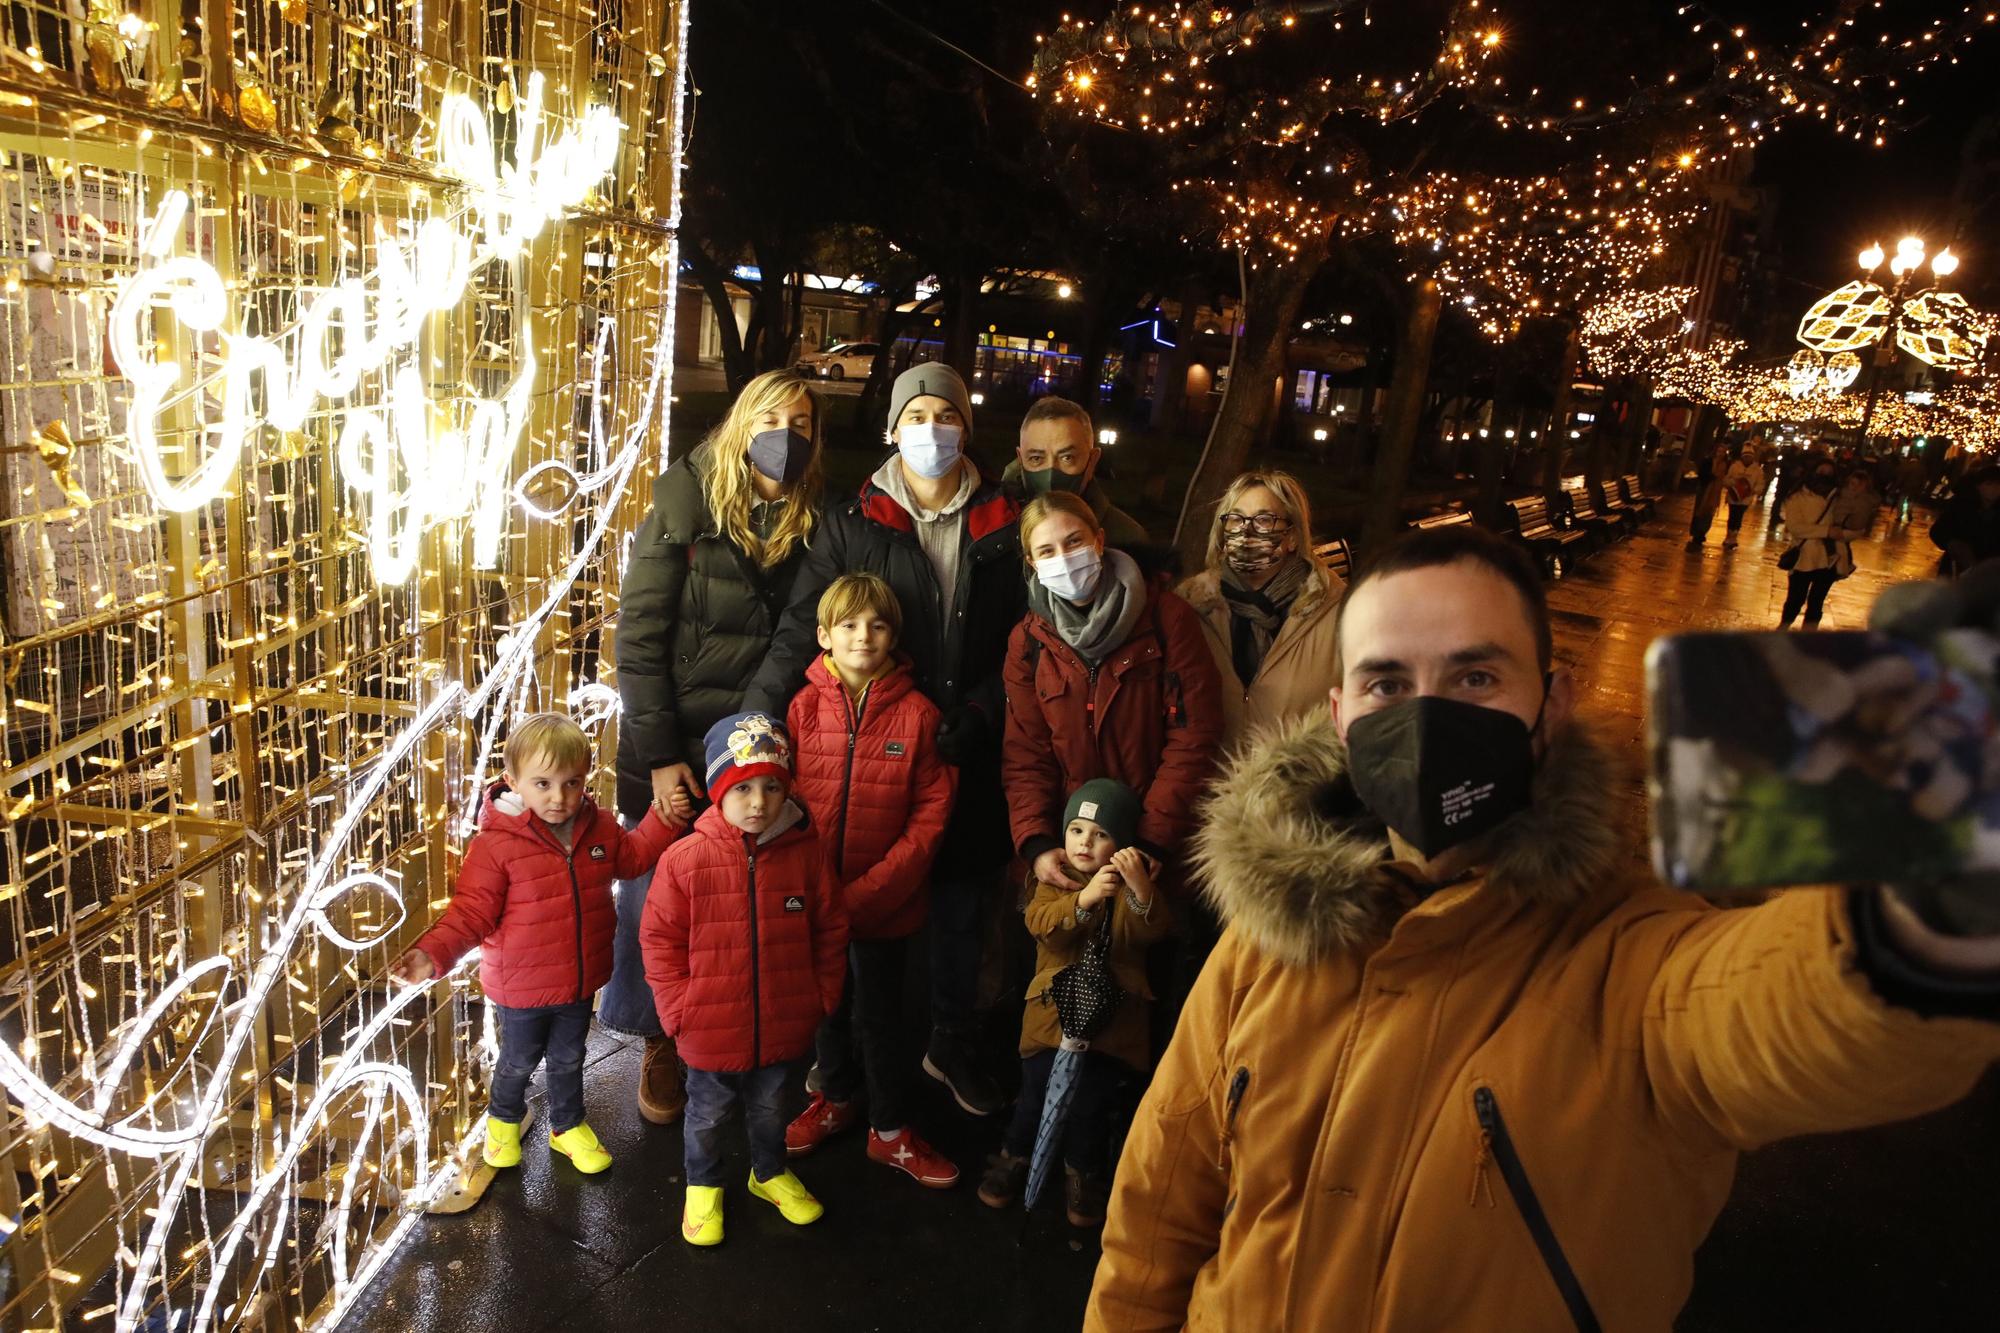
top-left (1178, 470), bottom-right (1344, 749)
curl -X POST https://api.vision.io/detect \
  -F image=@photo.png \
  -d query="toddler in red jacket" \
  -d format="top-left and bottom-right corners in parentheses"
top-left (642, 711), bottom-right (848, 1246)
top-left (781, 574), bottom-right (962, 1189)
top-left (389, 713), bottom-right (680, 1176)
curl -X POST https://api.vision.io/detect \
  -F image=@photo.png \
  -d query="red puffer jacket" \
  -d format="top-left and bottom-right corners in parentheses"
top-left (1002, 589), bottom-right (1224, 867)
top-left (641, 802), bottom-right (848, 1072)
top-left (413, 786), bottom-right (679, 1009)
top-left (787, 655), bottom-right (957, 939)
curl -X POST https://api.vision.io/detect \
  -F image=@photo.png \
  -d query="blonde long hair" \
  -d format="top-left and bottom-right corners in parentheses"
top-left (1204, 469), bottom-right (1330, 584)
top-left (701, 370), bottom-right (825, 568)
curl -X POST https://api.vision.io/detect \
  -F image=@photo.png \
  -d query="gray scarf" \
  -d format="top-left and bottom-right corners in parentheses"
top-left (1026, 549), bottom-right (1148, 667)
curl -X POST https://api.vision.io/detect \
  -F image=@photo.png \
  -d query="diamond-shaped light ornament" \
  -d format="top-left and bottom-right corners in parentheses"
top-left (1897, 291), bottom-right (1984, 369)
top-left (1824, 350), bottom-right (1862, 390)
top-left (1786, 348), bottom-right (1824, 398)
top-left (1797, 280), bottom-right (1893, 353)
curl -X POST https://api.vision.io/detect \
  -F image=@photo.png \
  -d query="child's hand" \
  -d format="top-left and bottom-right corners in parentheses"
top-left (1078, 866), bottom-right (1121, 909)
top-left (667, 786), bottom-right (695, 821)
top-left (1110, 847), bottom-right (1156, 903)
top-left (388, 948), bottom-right (436, 987)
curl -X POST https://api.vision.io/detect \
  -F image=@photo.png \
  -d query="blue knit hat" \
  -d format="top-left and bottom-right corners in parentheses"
top-left (703, 712), bottom-right (792, 804)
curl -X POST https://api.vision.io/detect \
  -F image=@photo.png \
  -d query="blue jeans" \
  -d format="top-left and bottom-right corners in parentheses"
top-left (597, 815), bottom-right (661, 1036)
top-left (490, 1001), bottom-right (593, 1135)
top-left (1002, 1048), bottom-right (1121, 1176)
top-left (684, 1064), bottom-right (792, 1187)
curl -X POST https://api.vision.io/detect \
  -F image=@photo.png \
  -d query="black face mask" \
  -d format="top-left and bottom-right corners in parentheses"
top-left (1345, 696), bottom-right (1537, 860)
top-left (748, 428), bottom-right (813, 484)
top-left (1023, 466), bottom-right (1086, 496)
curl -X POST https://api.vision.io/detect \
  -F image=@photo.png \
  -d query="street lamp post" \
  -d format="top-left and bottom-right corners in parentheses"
top-left (1851, 236), bottom-right (1959, 450)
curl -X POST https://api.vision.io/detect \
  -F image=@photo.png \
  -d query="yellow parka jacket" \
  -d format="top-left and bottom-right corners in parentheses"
top-left (1087, 717), bottom-right (2000, 1332)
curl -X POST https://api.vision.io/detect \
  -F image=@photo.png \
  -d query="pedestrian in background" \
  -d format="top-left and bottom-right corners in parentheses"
top-left (1720, 446), bottom-right (1764, 549)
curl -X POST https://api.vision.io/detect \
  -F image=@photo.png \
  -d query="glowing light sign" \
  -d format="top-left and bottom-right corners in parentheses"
top-left (108, 73), bottom-right (621, 583)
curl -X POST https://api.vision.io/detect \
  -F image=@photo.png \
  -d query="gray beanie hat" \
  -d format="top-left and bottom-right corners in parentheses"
top-left (888, 363), bottom-right (974, 438)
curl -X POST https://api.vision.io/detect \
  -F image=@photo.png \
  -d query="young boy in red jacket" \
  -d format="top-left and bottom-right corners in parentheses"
top-left (390, 713), bottom-right (681, 1175)
top-left (781, 575), bottom-right (961, 1187)
top-left (642, 712), bottom-right (848, 1246)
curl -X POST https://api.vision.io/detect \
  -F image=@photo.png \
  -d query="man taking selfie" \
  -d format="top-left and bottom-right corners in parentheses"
top-left (1088, 527), bottom-right (2000, 1332)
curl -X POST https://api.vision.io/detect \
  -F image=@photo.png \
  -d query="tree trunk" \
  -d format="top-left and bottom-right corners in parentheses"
top-left (942, 268), bottom-right (979, 380)
top-left (1539, 322), bottom-right (1582, 506)
top-left (850, 291), bottom-right (922, 450)
top-left (1620, 375), bottom-right (1655, 477)
top-left (1150, 273), bottom-right (1203, 435)
top-left (686, 246), bottom-right (754, 393)
top-left (1359, 279), bottom-right (1444, 556)
top-left (1172, 254), bottom-right (1324, 568)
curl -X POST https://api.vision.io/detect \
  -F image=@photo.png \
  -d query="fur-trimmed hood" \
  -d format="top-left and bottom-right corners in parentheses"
top-left (1192, 712), bottom-right (1621, 966)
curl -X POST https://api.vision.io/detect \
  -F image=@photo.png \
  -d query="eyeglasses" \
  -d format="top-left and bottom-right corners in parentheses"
top-left (1220, 512), bottom-right (1292, 537)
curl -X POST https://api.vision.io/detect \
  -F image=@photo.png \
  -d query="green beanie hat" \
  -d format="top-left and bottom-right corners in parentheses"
top-left (1063, 778), bottom-right (1143, 851)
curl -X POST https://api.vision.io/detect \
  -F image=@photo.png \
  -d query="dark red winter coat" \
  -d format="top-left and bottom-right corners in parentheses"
top-left (1002, 590), bottom-right (1225, 867)
top-left (413, 787), bottom-right (679, 1009)
top-left (641, 802), bottom-right (848, 1073)
top-left (787, 655), bottom-right (957, 939)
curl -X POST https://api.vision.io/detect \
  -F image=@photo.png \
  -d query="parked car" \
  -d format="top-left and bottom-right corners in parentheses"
top-left (795, 341), bottom-right (879, 381)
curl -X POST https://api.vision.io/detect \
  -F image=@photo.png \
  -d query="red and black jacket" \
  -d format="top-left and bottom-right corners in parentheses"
top-left (743, 464), bottom-right (1023, 858)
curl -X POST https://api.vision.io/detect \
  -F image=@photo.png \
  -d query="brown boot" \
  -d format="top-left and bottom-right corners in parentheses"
top-left (637, 1035), bottom-right (685, 1125)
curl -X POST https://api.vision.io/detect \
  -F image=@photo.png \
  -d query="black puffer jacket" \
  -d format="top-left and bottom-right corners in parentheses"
top-left (742, 466), bottom-right (1023, 859)
top-left (614, 445), bottom-right (809, 817)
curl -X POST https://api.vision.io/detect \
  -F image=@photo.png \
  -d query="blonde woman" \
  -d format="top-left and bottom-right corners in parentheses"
top-left (605, 370), bottom-right (825, 1125)
top-left (1177, 470), bottom-right (1344, 748)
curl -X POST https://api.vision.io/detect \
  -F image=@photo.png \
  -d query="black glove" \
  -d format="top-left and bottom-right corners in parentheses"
top-left (1868, 559), bottom-right (2000, 936)
top-left (934, 703), bottom-right (988, 767)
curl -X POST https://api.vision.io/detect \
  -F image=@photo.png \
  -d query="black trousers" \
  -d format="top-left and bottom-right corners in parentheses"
top-left (816, 936), bottom-right (915, 1132)
top-left (1726, 503), bottom-right (1749, 534)
top-left (1781, 569), bottom-right (1839, 628)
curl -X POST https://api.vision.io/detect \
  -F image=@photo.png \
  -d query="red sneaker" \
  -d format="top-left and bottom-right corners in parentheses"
top-left (867, 1128), bottom-right (960, 1189)
top-left (785, 1093), bottom-right (857, 1157)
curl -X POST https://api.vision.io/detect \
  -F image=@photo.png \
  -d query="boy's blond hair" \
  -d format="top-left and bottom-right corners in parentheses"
top-left (816, 573), bottom-right (902, 642)
top-left (503, 713), bottom-right (592, 775)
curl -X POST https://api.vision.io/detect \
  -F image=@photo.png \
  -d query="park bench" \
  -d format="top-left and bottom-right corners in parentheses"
top-left (1561, 476), bottom-right (1629, 539)
top-left (1408, 505), bottom-right (1475, 533)
top-left (1615, 474), bottom-right (1658, 520)
top-left (1505, 495), bottom-right (1588, 575)
top-left (1313, 536), bottom-right (1356, 584)
top-left (1590, 477), bottom-right (1646, 529)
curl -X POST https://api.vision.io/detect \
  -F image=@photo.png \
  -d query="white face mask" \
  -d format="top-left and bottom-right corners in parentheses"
top-left (897, 422), bottom-right (965, 479)
top-left (1034, 545), bottom-right (1103, 603)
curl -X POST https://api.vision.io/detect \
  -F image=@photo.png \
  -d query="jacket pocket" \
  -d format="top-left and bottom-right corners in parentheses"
top-left (1472, 1086), bottom-right (1600, 1333)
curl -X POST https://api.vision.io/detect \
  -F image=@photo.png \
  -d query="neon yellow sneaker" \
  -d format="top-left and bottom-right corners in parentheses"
top-left (683, 1184), bottom-right (724, 1246)
top-left (747, 1168), bottom-right (823, 1225)
top-left (483, 1118), bottom-right (522, 1168)
top-left (549, 1122), bottom-right (612, 1174)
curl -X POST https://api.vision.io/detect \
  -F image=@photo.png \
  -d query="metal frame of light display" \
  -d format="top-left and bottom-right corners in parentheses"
top-left (0, 1), bottom-right (686, 1329)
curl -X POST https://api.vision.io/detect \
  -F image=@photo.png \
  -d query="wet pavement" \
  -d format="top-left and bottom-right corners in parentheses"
top-left (341, 486), bottom-right (2000, 1332)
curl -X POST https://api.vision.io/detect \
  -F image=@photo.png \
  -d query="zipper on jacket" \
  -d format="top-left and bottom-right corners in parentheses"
top-left (745, 836), bottom-right (762, 1067)
top-left (1472, 1087), bottom-right (1600, 1333)
top-left (834, 688), bottom-right (866, 874)
top-left (527, 814), bottom-right (589, 1005)
top-left (1217, 1066), bottom-right (1250, 1172)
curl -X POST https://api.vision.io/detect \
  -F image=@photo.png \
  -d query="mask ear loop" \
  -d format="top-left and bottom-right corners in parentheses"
top-left (1529, 671), bottom-right (1554, 739)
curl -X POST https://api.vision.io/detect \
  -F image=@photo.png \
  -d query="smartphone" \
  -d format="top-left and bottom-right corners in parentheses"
top-left (1647, 628), bottom-right (2000, 892)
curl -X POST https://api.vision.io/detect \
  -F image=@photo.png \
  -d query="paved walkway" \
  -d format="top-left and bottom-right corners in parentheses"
top-left (342, 489), bottom-right (2000, 1333)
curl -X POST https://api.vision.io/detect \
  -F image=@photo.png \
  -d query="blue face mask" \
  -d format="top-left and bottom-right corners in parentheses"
top-left (897, 422), bottom-right (965, 479)
top-left (748, 427), bottom-right (813, 484)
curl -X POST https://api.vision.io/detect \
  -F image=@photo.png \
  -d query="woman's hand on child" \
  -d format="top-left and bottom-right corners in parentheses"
top-left (1034, 848), bottom-right (1079, 888)
top-left (388, 948), bottom-right (436, 986)
top-left (1110, 847), bottom-right (1156, 902)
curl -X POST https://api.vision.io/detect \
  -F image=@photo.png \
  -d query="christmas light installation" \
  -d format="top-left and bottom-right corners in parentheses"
top-left (0, 3), bottom-right (691, 1330)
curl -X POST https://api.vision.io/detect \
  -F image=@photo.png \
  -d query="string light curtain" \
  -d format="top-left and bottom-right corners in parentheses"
top-left (0, 1), bottom-right (686, 1330)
